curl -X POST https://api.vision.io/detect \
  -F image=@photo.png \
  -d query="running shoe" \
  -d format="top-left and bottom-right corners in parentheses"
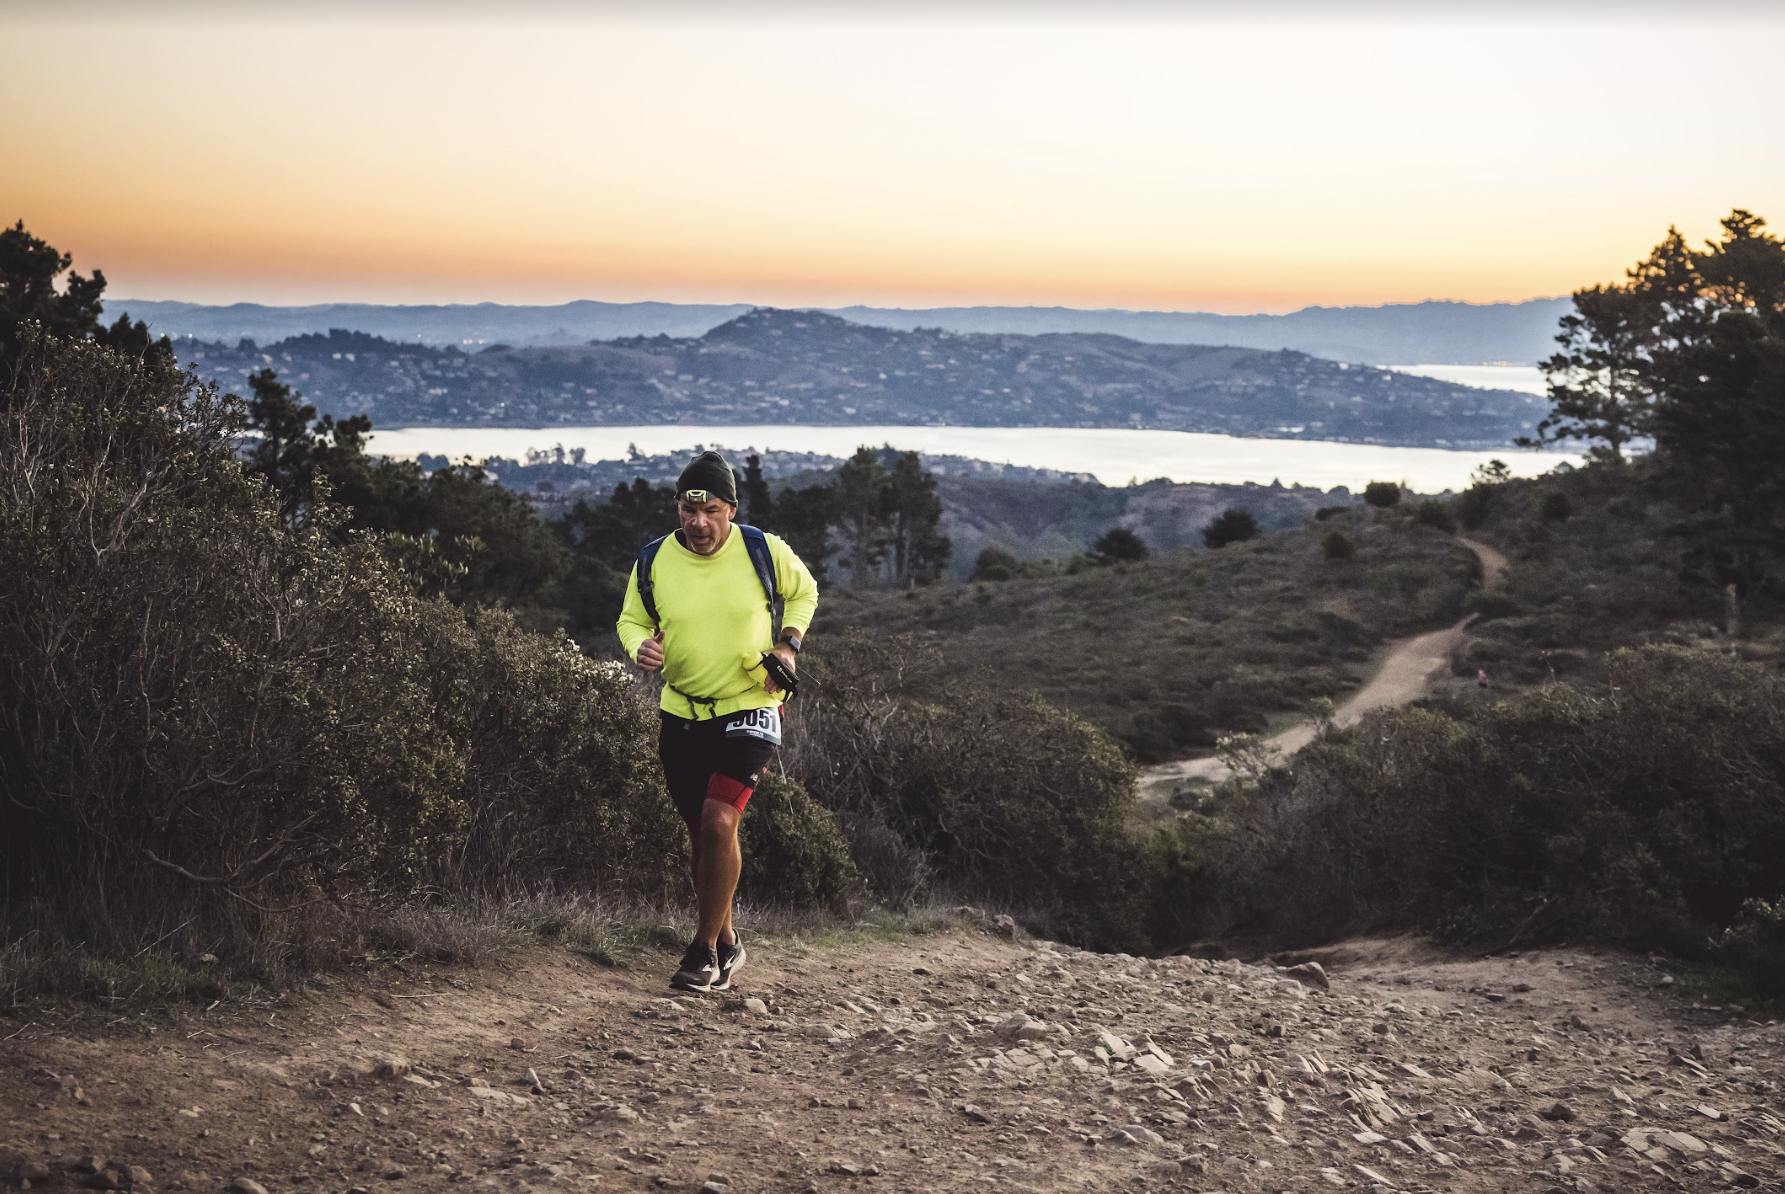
top-left (670, 940), bottom-right (721, 992)
top-left (713, 930), bottom-right (747, 991)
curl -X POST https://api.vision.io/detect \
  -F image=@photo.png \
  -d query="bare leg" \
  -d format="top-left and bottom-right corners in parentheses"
top-left (695, 800), bottom-right (741, 948)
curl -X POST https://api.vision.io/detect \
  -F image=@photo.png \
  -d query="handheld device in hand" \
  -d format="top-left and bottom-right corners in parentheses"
top-left (759, 651), bottom-right (800, 696)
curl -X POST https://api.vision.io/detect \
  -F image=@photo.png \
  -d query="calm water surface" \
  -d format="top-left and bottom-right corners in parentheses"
top-left (366, 424), bottom-right (1576, 492)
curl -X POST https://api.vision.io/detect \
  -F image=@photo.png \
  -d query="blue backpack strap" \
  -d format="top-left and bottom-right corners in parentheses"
top-left (635, 534), bottom-right (669, 628)
top-left (738, 525), bottom-right (784, 643)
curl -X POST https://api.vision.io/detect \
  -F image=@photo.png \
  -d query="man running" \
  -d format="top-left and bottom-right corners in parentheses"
top-left (616, 450), bottom-right (818, 992)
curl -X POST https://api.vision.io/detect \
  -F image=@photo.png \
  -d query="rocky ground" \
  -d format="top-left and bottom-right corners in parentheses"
top-left (4, 931), bottom-right (1783, 1194)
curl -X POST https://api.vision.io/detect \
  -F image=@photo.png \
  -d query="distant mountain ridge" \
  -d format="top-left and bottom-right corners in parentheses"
top-left (173, 307), bottom-right (1540, 448)
top-left (110, 295), bottom-right (1570, 365)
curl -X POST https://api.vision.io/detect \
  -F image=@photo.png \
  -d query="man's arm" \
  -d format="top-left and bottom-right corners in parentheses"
top-left (771, 533), bottom-right (819, 641)
top-left (765, 534), bottom-right (818, 690)
top-left (615, 562), bottom-right (661, 667)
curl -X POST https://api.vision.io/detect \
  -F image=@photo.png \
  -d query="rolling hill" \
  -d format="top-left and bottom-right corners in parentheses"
top-left (178, 308), bottom-right (1540, 448)
top-left (112, 295), bottom-right (1568, 364)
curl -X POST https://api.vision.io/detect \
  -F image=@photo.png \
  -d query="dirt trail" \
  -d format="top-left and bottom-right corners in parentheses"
top-left (1143, 538), bottom-right (1509, 790)
top-left (4, 930), bottom-right (1781, 1194)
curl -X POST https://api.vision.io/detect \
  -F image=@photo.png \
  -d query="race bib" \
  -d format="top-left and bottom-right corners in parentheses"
top-left (724, 706), bottom-right (783, 745)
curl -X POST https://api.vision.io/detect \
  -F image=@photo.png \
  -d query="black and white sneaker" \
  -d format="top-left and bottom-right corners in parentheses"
top-left (670, 941), bottom-right (721, 992)
top-left (713, 931), bottom-right (747, 991)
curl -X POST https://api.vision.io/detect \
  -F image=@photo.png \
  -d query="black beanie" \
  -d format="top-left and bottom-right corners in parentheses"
top-left (676, 450), bottom-right (738, 506)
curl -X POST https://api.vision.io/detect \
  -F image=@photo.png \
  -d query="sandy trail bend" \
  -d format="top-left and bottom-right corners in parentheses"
top-left (1143, 538), bottom-right (1508, 789)
top-left (3, 930), bottom-right (1779, 1193)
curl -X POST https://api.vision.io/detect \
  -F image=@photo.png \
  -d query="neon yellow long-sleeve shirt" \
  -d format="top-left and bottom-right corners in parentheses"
top-left (615, 526), bottom-right (819, 720)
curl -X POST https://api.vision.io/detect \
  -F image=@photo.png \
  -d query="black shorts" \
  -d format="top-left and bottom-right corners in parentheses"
top-left (659, 708), bottom-right (781, 823)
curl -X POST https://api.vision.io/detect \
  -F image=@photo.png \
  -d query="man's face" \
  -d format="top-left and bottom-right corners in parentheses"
top-left (679, 497), bottom-right (735, 555)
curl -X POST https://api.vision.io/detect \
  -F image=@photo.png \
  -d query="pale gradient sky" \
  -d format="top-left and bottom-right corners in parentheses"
top-left (4, 2), bottom-right (1782, 312)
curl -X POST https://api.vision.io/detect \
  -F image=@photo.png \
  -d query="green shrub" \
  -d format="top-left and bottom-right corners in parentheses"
top-left (972, 545), bottom-right (1021, 582)
top-left (426, 608), bottom-right (684, 898)
top-left (1176, 647), bottom-right (1785, 986)
top-left (0, 331), bottom-right (689, 982)
top-left (1093, 526), bottom-right (1150, 562)
top-left (1412, 499), bottom-right (1457, 533)
top-left (1321, 530), bottom-right (1356, 560)
top-left (1314, 505), bottom-right (1353, 521)
top-left (786, 633), bottom-right (1151, 950)
top-left (1363, 480), bottom-right (1403, 507)
top-left (1455, 484), bottom-right (1495, 529)
top-left (1539, 490), bottom-right (1573, 521)
top-left (739, 772), bottom-right (859, 910)
top-left (1202, 508), bottom-right (1259, 548)
top-left (1463, 589), bottom-right (1522, 622)
top-left (1711, 899), bottom-right (1785, 995)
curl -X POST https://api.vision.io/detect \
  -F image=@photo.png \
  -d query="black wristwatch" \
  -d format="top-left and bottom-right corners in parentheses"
top-left (781, 632), bottom-right (802, 654)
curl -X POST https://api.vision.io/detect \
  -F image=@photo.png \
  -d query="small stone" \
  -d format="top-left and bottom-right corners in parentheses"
top-left (1539, 1101), bottom-right (1575, 1122)
top-left (69, 1156), bottom-right (106, 1176)
top-left (743, 997), bottom-right (768, 1015)
top-left (1134, 1054), bottom-right (1169, 1077)
top-left (374, 1058), bottom-right (411, 1080)
top-left (705, 1175), bottom-right (732, 1187)
top-left (20, 1161), bottom-right (52, 1182)
top-left (961, 1103), bottom-right (991, 1123)
top-left (993, 914), bottom-right (1018, 938)
top-left (700, 1184), bottom-right (730, 1194)
top-left (81, 1168), bottom-right (124, 1191)
top-left (1694, 1103), bottom-right (1727, 1121)
top-left (124, 1166), bottom-right (154, 1188)
top-left (1281, 961), bottom-right (1330, 989)
top-left (846, 1097), bottom-right (865, 1110)
top-left (227, 1181), bottom-right (271, 1194)
top-left (828, 1160), bottom-right (861, 1176)
top-left (612, 1047), bottom-right (636, 1061)
top-left (382, 1163), bottom-right (408, 1180)
top-left (508, 1037), bottom-right (527, 1050)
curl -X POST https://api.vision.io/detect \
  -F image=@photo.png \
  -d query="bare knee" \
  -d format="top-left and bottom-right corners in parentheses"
top-left (700, 800), bottom-right (741, 846)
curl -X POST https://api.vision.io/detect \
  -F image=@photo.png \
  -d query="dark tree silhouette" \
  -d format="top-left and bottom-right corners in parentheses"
top-left (0, 220), bottom-right (167, 379)
top-left (1094, 525), bottom-right (1152, 561)
top-left (1201, 509), bottom-right (1259, 549)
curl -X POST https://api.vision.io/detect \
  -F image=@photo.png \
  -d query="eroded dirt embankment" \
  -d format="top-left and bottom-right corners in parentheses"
top-left (4, 932), bottom-right (1783, 1193)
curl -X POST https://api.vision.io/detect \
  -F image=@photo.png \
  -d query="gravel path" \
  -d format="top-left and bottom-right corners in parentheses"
top-left (3, 929), bottom-right (1781, 1193)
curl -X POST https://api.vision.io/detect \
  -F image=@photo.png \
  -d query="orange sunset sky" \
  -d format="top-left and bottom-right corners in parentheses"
top-left (3, 2), bottom-right (1783, 313)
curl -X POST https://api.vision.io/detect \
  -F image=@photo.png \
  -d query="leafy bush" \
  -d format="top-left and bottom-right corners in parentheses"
top-left (1455, 483), bottom-right (1496, 530)
top-left (1412, 499), bottom-right (1457, 533)
top-left (1539, 490), bottom-right (1573, 522)
top-left (0, 331), bottom-right (698, 980)
top-left (1176, 647), bottom-right (1785, 986)
top-left (785, 633), bottom-right (1151, 949)
top-left (739, 773), bottom-right (859, 910)
top-left (1202, 508), bottom-right (1260, 549)
top-left (1711, 899), bottom-right (1785, 995)
top-left (1321, 530), bottom-right (1356, 560)
top-left (1363, 480), bottom-right (1403, 507)
top-left (972, 545), bottom-right (1021, 582)
top-left (1092, 526), bottom-right (1150, 562)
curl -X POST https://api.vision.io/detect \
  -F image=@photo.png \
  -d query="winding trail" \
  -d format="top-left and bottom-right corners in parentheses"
top-left (1141, 537), bottom-right (1508, 790)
